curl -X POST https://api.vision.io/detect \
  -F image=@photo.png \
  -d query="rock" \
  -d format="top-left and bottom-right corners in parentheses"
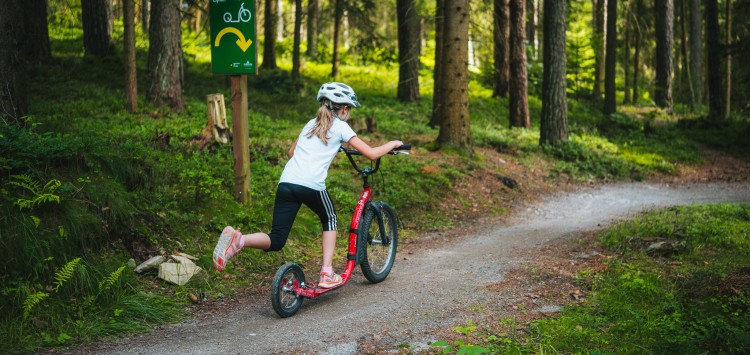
top-left (126, 258), bottom-right (137, 269)
top-left (646, 240), bottom-right (687, 256)
top-left (134, 255), bottom-right (167, 274)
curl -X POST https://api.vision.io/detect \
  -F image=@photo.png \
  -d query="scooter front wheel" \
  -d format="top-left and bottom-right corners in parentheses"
top-left (271, 263), bottom-right (305, 318)
top-left (359, 202), bottom-right (398, 283)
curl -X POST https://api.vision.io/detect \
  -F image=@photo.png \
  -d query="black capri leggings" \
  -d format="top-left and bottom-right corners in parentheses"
top-left (266, 182), bottom-right (338, 251)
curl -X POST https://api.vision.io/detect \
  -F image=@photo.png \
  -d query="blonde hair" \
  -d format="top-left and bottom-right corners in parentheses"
top-left (307, 99), bottom-right (346, 145)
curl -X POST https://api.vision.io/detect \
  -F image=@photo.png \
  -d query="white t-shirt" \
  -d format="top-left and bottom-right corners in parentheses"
top-left (279, 118), bottom-right (357, 191)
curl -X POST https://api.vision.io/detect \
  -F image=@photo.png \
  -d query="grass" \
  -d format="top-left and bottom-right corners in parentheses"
top-left (431, 204), bottom-right (750, 354)
top-left (1, 20), bottom-right (748, 353)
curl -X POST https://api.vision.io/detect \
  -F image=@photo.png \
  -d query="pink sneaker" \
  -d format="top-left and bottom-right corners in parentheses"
top-left (213, 226), bottom-right (242, 271)
top-left (318, 271), bottom-right (343, 288)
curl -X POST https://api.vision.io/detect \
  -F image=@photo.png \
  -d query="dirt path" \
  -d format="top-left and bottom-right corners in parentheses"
top-left (65, 182), bottom-right (750, 354)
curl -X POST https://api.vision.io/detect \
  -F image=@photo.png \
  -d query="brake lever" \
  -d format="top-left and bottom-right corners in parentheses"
top-left (392, 151), bottom-right (411, 155)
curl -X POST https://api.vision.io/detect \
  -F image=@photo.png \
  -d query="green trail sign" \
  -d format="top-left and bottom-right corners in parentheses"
top-left (209, 0), bottom-right (258, 75)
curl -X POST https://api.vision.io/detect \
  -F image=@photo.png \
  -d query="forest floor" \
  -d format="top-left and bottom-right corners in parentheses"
top-left (60, 147), bottom-right (750, 354)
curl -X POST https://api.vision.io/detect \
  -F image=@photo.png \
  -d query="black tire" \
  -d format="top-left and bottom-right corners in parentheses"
top-left (359, 202), bottom-right (398, 283)
top-left (271, 262), bottom-right (305, 318)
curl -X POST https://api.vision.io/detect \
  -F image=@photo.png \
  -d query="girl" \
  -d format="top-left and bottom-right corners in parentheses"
top-left (213, 82), bottom-right (403, 288)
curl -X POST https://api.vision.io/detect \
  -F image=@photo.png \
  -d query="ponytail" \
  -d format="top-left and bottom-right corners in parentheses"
top-left (306, 99), bottom-right (345, 145)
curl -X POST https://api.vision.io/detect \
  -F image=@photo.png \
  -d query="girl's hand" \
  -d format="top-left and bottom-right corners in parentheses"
top-left (391, 140), bottom-right (404, 150)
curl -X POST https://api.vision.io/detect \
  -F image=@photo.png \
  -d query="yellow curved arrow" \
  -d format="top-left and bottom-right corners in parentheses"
top-left (214, 27), bottom-right (253, 52)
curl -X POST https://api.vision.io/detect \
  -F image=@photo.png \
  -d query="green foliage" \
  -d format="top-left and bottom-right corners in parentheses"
top-left (441, 204), bottom-right (750, 354)
top-left (22, 292), bottom-right (50, 320)
top-left (98, 265), bottom-right (126, 293)
top-left (8, 175), bottom-right (62, 211)
top-left (5, 9), bottom-right (746, 353)
top-left (53, 257), bottom-right (81, 293)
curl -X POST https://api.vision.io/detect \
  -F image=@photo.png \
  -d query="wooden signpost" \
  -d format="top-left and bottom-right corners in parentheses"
top-left (209, 0), bottom-right (258, 203)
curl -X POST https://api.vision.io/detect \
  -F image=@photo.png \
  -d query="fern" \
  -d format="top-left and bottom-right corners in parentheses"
top-left (53, 257), bottom-right (81, 292)
top-left (98, 265), bottom-right (126, 292)
top-left (22, 291), bottom-right (49, 320)
top-left (8, 174), bottom-right (62, 210)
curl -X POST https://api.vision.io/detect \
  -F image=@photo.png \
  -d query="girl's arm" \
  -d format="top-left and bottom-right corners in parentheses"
top-left (288, 138), bottom-right (298, 157)
top-left (347, 136), bottom-right (403, 160)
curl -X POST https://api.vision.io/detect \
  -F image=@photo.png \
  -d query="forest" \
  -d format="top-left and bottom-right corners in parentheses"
top-left (1, 0), bottom-right (749, 353)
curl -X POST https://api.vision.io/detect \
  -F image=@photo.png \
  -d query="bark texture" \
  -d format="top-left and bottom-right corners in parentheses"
top-left (689, 0), bottom-right (702, 105)
top-left (725, 0), bottom-right (731, 116)
top-left (430, 0), bottom-right (445, 127)
top-left (705, 0), bottom-right (724, 119)
top-left (23, 0), bottom-right (51, 63)
top-left (540, 0), bottom-right (568, 146)
top-left (508, 0), bottom-right (529, 128)
top-left (593, 0), bottom-right (606, 98)
top-left (526, 0), bottom-right (536, 57)
top-left (292, 0), bottom-right (302, 82)
top-left (397, 0), bottom-right (421, 102)
top-left (604, 0), bottom-right (617, 115)
top-left (655, 0), bottom-right (674, 111)
top-left (262, 0), bottom-right (278, 70)
top-left (81, 0), bottom-right (114, 56)
top-left (435, 0), bottom-right (472, 153)
top-left (331, 0), bottom-right (344, 78)
top-left (306, 0), bottom-right (319, 57)
top-left (0, 0), bottom-right (27, 122)
top-left (147, 0), bottom-right (185, 111)
top-left (493, 0), bottom-right (509, 98)
top-left (124, 0), bottom-right (138, 113)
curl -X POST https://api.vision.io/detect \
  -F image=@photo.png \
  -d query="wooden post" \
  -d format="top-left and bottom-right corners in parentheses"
top-left (231, 75), bottom-right (250, 203)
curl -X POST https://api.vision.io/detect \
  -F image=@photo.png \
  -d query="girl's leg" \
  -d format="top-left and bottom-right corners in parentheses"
top-left (239, 232), bottom-right (272, 250)
top-left (320, 230), bottom-right (337, 269)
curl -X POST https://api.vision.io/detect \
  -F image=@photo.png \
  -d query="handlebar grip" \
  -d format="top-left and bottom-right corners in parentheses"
top-left (395, 144), bottom-right (411, 151)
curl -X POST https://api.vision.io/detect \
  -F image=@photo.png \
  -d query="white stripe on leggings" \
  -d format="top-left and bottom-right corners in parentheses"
top-left (320, 190), bottom-right (337, 230)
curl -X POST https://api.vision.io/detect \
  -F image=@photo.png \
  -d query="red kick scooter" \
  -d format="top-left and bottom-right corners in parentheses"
top-left (270, 144), bottom-right (411, 317)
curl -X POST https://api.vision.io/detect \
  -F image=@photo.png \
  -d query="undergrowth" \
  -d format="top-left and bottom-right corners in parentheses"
top-left (430, 204), bottom-right (750, 354)
top-left (1, 18), bottom-right (748, 353)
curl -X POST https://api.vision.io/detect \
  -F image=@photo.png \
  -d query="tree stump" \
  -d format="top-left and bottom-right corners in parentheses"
top-left (192, 94), bottom-right (230, 149)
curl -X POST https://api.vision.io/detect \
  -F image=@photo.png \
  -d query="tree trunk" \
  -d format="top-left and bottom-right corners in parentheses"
top-left (0, 0), bottom-right (27, 123)
top-left (508, 0), bottom-right (529, 128)
top-left (276, 0), bottom-right (284, 41)
top-left (593, 0), bottom-right (606, 99)
top-left (262, 0), bottom-right (278, 70)
top-left (429, 0), bottom-right (445, 127)
top-left (331, 0), bottom-right (344, 78)
top-left (142, 0), bottom-right (150, 33)
top-left (526, 0), bottom-right (536, 59)
top-left (147, 0), bottom-right (185, 111)
top-left (633, 0), bottom-right (641, 104)
top-left (705, 0), bottom-right (724, 119)
top-left (124, 0), bottom-right (138, 113)
top-left (540, 0), bottom-right (567, 146)
top-left (603, 0), bottom-right (617, 115)
top-left (493, 0), bottom-right (509, 98)
top-left (291, 0), bottom-right (302, 83)
top-left (655, 0), bottom-right (674, 111)
top-left (23, 0), bottom-right (51, 63)
top-left (680, 0), bottom-right (695, 110)
top-left (436, 0), bottom-right (472, 153)
top-left (306, 0), bottom-right (319, 57)
top-left (81, 0), bottom-right (114, 56)
top-left (725, 0), bottom-right (731, 117)
top-left (690, 0), bottom-right (702, 105)
top-left (623, 0), bottom-right (632, 104)
top-left (397, 0), bottom-right (421, 102)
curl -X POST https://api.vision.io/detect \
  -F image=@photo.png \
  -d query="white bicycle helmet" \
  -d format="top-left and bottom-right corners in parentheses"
top-left (317, 82), bottom-right (361, 108)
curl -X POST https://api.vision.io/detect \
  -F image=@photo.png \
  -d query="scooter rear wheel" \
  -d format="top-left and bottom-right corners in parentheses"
top-left (271, 263), bottom-right (305, 318)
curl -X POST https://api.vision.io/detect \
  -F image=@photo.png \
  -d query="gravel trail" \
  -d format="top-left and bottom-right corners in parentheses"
top-left (68, 182), bottom-right (750, 354)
